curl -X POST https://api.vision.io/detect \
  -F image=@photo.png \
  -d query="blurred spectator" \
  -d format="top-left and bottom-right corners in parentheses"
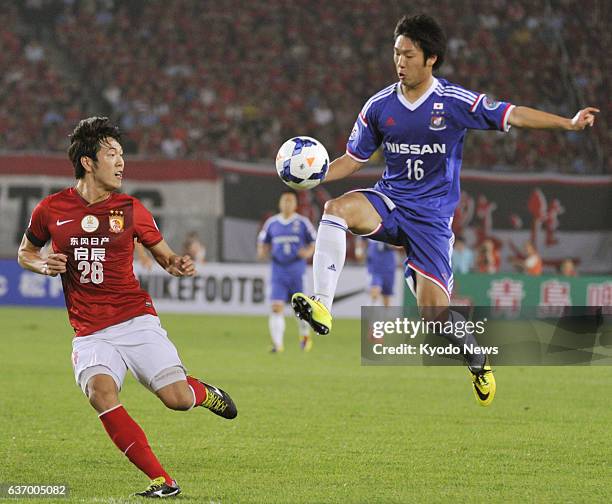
top-left (182, 231), bottom-right (206, 264)
top-left (512, 241), bottom-right (543, 276)
top-left (560, 258), bottom-right (577, 277)
top-left (452, 235), bottom-right (474, 274)
top-left (476, 239), bottom-right (500, 274)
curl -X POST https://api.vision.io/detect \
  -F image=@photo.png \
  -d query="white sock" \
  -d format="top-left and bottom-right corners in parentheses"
top-left (297, 319), bottom-right (310, 337)
top-left (269, 312), bottom-right (285, 348)
top-left (313, 214), bottom-right (347, 310)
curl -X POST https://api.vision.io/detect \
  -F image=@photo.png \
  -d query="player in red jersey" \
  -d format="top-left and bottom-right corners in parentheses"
top-left (17, 117), bottom-right (237, 499)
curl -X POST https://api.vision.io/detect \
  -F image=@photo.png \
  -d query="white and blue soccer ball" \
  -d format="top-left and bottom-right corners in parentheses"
top-left (275, 136), bottom-right (329, 190)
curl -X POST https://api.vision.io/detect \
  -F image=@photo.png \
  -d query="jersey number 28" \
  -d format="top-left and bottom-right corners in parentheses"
top-left (78, 261), bottom-right (104, 284)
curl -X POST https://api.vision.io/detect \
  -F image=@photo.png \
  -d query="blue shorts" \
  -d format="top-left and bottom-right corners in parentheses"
top-left (369, 271), bottom-right (395, 296)
top-left (270, 270), bottom-right (304, 303)
top-left (349, 188), bottom-right (454, 300)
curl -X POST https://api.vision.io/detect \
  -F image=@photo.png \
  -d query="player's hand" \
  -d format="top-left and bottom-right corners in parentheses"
top-left (167, 254), bottom-right (196, 277)
top-left (569, 107), bottom-right (599, 130)
top-left (43, 253), bottom-right (68, 276)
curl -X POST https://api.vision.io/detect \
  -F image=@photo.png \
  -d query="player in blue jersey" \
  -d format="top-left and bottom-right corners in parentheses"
top-left (355, 238), bottom-right (398, 307)
top-left (258, 191), bottom-right (316, 352)
top-left (292, 14), bottom-right (599, 406)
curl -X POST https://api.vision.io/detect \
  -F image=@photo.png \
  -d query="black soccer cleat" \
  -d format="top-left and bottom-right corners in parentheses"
top-left (135, 477), bottom-right (181, 498)
top-left (193, 377), bottom-right (238, 419)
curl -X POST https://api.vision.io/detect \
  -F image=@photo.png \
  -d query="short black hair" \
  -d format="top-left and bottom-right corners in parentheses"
top-left (394, 14), bottom-right (446, 71)
top-left (280, 189), bottom-right (298, 198)
top-left (68, 117), bottom-right (121, 179)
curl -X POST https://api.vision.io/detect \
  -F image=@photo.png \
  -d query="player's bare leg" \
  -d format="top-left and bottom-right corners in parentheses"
top-left (370, 286), bottom-right (382, 306)
top-left (87, 374), bottom-right (120, 414)
top-left (415, 276), bottom-right (495, 406)
top-left (154, 371), bottom-right (237, 420)
top-left (382, 295), bottom-right (392, 307)
top-left (324, 192), bottom-right (383, 233)
top-left (87, 374), bottom-right (179, 496)
top-left (155, 380), bottom-right (194, 411)
top-left (268, 301), bottom-right (286, 352)
top-left (293, 192), bottom-right (381, 334)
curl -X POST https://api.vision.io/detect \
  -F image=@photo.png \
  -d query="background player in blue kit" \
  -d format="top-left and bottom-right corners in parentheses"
top-left (258, 191), bottom-right (316, 352)
top-left (355, 238), bottom-right (398, 307)
top-left (292, 14), bottom-right (599, 406)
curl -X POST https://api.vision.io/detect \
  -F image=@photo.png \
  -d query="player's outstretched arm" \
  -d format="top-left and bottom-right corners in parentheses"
top-left (323, 154), bottom-right (364, 183)
top-left (148, 239), bottom-right (195, 277)
top-left (17, 235), bottom-right (67, 276)
top-left (508, 106), bottom-right (599, 130)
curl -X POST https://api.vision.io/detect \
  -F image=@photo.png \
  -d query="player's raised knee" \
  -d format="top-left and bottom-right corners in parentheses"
top-left (324, 196), bottom-right (357, 223)
top-left (323, 193), bottom-right (379, 233)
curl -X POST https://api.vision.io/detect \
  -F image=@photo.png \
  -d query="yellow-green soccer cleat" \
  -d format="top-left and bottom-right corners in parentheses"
top-left (470, 359), bottom-right (496, 407)
top-left (191, 377), bottom-right (238, 419)
top-left (291, 293), bottom-right (332, 335)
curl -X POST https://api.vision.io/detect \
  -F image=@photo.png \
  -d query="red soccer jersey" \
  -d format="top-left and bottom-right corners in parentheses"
top-left (26, 188), bottom-right (163, 336)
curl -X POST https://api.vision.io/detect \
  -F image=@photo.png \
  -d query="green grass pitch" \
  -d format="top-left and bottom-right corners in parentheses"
top-left (1, 307), bottom-right (611, 503)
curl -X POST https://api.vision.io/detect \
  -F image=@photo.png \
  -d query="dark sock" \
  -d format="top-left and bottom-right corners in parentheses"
top-left (437, 310), bottom-right (486, 372)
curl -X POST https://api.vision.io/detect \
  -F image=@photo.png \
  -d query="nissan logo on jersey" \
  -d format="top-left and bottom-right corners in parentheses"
top-left (383, 142), bottom-right (446, 154)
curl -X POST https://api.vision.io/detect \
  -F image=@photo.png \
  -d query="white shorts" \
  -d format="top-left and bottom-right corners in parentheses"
top-left (71, 314), bottom-right (186, 395)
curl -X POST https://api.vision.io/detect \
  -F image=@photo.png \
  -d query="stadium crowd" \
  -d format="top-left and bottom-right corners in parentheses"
top-left (1, 0), bottom-right (607, 173)
top-left (0, 4), bottom-right (84, 152)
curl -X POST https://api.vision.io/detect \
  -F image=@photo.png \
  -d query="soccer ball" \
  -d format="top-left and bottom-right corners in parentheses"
top-left (275, 136), bottom-right (329, 190)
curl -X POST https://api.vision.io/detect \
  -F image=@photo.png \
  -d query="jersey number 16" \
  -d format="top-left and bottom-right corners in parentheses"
top-left (406, 159), bottom-right (424, 180)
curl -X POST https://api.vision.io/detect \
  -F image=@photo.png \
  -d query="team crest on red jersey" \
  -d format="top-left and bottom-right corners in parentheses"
top-left (81, 215), bottom-right (99, 232)
top-left (109, 210), bottom-right (125, 233)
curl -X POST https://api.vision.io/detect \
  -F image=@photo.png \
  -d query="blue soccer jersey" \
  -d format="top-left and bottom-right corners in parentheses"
top-left (366, 240), bottom-right (396, 296)
top-left (346, 77), bottom-right (514, 218)
top-left (258, 213), bottom-right (316, 275)
top-left (366, 240), bottom-right (396, 275)
top-left (345, 77), bottom-right (513, 299)
top-left (259, 213), bottom-right (316, 302)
